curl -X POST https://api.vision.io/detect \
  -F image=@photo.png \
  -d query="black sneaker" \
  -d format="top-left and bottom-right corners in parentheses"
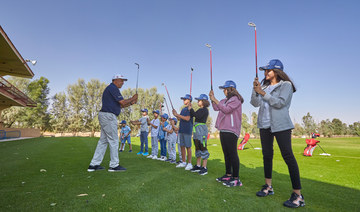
top-left (190, 165), bottom-right (201, 172)
top-left (87, 165), bottom-right (105, 172)
top-left (165, 158), bottom-right (172, 162)
top-left (199, 167), bottom-right (208, 175)
top-left (224, 178), bottom-right (243, 187)
top-left (216, 174), bottom-right (232, 182)
top-left (256, 184), bottom-right (274, 197)
top-left (170, 160), bottom-right (177, 164)
top-left (108, 165), bottom-right (127, 172)
top-left (283, 192), bottom-right (305, 208)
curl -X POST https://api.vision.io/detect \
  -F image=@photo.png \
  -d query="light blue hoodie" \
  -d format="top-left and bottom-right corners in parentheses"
top-left (250, 80), bottom-right (294, 133)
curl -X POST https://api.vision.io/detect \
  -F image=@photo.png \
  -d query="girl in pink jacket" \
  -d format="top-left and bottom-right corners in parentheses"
top-left (209, 80), bottom-right (244, 187)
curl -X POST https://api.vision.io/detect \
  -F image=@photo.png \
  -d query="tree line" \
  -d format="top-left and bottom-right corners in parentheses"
top-left (2, 77), bottom-right (359, 138)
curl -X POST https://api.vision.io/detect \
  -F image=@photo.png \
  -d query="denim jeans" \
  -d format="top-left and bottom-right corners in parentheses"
top-left (140, 131), bottom-right (148, 152)
top-left (159, 138), bottom-right (167, 157)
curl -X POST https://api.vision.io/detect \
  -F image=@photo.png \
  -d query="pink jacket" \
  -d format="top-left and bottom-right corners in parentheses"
top-left (212, 96), bottom-right (242, 137)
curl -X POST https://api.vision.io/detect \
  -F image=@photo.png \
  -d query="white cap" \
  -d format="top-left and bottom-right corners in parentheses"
top-left (112, 74), bottom-right (128, 81)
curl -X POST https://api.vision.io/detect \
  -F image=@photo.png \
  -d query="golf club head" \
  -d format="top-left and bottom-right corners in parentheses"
top-left (161, 83), bottom-right (165, 86)
top-left (248, 22), bottom-right (256, 27)
top-left (191, 67), bottom-right (194, 72)
top-left (205, 43), bottom-right (211, 48)
top-left (134, 63), bottom-right (139, 68)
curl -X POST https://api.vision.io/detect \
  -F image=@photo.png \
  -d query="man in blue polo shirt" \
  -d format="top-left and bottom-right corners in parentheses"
top-left (88, 74), bottom-right (138, 172)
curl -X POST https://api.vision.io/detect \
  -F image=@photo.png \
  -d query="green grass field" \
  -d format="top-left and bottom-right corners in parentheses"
top-left (0, 136), bottom-right (359, 211)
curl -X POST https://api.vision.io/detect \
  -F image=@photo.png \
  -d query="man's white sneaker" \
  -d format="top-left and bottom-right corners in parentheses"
top-left (152, 155), bottom-right (158, 160)
top-left (176, 162), bottom-right (187, 168)
top-left (160, 156), bottom-right (167, 161)
top-left (147, 155), bottom-right (153, 158)
top-left (185, 163), bottom-right (193, 170)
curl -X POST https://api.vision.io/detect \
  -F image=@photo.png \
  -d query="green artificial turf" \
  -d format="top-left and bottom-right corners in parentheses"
top-left (0, 137), bottom-right (359, 211)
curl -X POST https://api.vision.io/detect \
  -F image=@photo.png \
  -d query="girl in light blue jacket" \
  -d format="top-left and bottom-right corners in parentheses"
top-left (251, 59), bottom-right (304, 208)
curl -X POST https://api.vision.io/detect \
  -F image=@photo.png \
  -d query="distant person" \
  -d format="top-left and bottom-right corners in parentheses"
top-left (148, 109), bottom-right (160, 159)
top-left (251, 59), bottom-right (304, 208)
top-left (131, 109), bottom-right (150, 156)
top-left (87, 74), bottom-right (137, 172)
top-left (189, 94), bottom-right (210, 176)
top-left (119, 120), bottom-right (132, 152)
top-left (209, 80), bottom-right (243, 187)
top-left (173, 94), bottom-right (193, 170)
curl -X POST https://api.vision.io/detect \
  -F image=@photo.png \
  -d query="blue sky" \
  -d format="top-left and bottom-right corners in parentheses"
top-left (1, 0), bottom-right (360, 125)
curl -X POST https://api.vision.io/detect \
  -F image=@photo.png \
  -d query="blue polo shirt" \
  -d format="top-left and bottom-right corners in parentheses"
top-left (179, 107), bottom-right (193, 134)
top-left (100, 83), bottom-right (124, 116)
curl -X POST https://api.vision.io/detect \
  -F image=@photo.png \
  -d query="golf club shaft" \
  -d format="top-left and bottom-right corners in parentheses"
top-left (317, 144), bottom-right (329, 154)
top-left (210, 48), bottom-right (213, 90)
top-left (247, 141), bottom-right (255, 149)
top-left (255, 27), bottom-right (258, 78)
top-left (164, 97), bottom-right (171, 118)
top-left (190, 71), bottom-right (193, 96)
top-left (164, 84), bottom-right (174, 110)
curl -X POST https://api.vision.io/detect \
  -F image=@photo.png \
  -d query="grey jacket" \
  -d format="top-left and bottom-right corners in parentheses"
top-left (250, 80), bottom-right (294, 132)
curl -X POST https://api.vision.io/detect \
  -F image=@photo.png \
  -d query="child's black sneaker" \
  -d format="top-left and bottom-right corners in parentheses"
top-left (256, 184), bottom-right (274, 197)
top-left (190, 165), bottom-right (201, 172)
top-left (216, 174), bottom-right (232, 182)
top-left (199, 167), bottom-right (208, 175)
top-left (283, 192), bottom-right (305, 208)
top-left (108, 165), bottom-right (127, 172)
top-left (224, 178), bottom-right (243, 187)
top-left (87, 165), bottom-right (105, 172)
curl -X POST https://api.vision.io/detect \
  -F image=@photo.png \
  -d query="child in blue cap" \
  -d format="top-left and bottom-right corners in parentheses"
top-left (163, 117), bottom-right (178, 163)
top-left (189, 94), bottom-right (210, 175)
top-left (173, 94), bottom-right (193, 170)
top-left (119, 120), bottom-right (132, 152)
top-left (131, 109), bottom-right (149, 156)
top-left (158, 113), bottom-right (169, 161)
top-left (148, 108), bottom-right (161, 159)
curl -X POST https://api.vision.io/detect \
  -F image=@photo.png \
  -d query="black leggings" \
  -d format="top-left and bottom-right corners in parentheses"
top-left (220, 132), bottom-right (240, 178)
top-left (260, 128), bottom-right (301, 189)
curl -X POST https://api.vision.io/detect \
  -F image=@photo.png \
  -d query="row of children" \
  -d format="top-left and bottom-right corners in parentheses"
top-left (118, 93), bottom-right (211, 176)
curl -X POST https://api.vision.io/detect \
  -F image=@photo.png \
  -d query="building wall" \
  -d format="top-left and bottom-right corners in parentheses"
top-left (1, 128), bottom-right (41, 137)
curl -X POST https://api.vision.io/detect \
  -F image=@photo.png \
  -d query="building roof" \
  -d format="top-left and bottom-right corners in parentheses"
top-left (0, 26), bottom-right (36, 108)
top-left (0, 25), bottom-right (34, 78)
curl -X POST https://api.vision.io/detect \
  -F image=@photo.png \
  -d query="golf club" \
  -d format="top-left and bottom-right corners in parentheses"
top-left (163, 97), bottom-right (172, 118)
top-left (205, 43), bottom-right (213, 90)
top-left (248, 22), bottom-right (258, 78)
top-left (190, 67), bottom-right (194, 96)
top-left (134, 63), bottom-right (139, 94)
top-left (318, 144), bottom-right (331, 156)
top-left (161, 83), bottom-right (174, 110)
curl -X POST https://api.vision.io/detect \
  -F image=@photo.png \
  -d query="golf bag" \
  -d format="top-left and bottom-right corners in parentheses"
top-left (238, 133), bottom-right (250, 150)
top-left (303, 133), bottom-right (320, 156)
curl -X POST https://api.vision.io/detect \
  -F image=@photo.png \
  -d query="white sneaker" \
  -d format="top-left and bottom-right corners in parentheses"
top-left (159, 156), bottom-right (167, 161)
top-left (185, 163), bottom-right (193, 171)
top-left (147, 155), bottom-right (153, 158)
top-left (152, 155), bottom-right (158, 160)
top-left (176, 162), bottom-right (187, 168)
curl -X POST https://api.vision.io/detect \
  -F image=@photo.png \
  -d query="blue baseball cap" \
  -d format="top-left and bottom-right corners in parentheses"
top-left (259, 59), bottom-right (284, 71)
top-left (219, 80), bottom-right (236, 89)
top-left (171, 117), bottom-right (177, 124)
top-left (141, 108), bottom-right (148, 113)
top-left (180, 94), bottom-right (192, 102)
top-left (195, 94), bottom-right (208, 101)
top-left (120, 120), bottom-right (126, 124)
top-left (152, 110), bottom-right (160, 114)
top-left (161, 113), bottom-right (169, 119)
